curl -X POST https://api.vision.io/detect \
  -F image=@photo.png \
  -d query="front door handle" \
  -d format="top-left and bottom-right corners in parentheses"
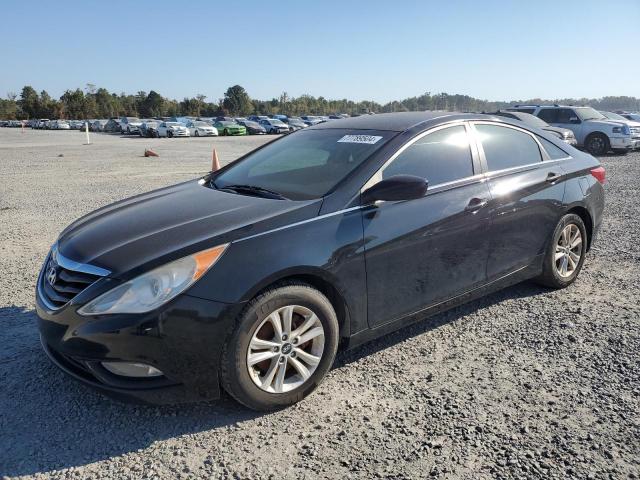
top-left (546, 172), bottom-right (562, 183)
top-left (465, 197), bottom-right (488, 212)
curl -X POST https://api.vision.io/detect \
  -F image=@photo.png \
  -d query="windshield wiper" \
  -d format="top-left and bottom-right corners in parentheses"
top-left (217, 184), bottom-right (288, 200)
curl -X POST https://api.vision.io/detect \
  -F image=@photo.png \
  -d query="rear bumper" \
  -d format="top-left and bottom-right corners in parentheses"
top-left (36, 283), bottom-right (244, 405)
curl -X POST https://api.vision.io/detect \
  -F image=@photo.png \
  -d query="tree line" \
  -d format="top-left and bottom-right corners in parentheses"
top-left (2, 83), bottom-right (639, 120)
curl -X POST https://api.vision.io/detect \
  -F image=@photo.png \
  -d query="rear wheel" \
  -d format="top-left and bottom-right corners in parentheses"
top-left (221, 283), bottom-right (339, 411)
top-left (535, 213), bottom-right (587, 288)
top-left (585, 133), bottom-right (610, 156)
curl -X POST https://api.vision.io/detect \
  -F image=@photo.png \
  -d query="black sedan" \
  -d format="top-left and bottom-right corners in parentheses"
top-left (36, 112), bottom-right (605, 410)
top-left (237, 120), bottom-right (267, 135)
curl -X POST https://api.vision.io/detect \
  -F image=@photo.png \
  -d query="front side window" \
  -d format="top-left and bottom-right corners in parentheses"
top-left (214, 129), bottom-right (393, 200)
top-left (381, 125), bottom-right (474, 185)
top-left (557, 109), bottom-right (577, 123)
top-left (476, 124), bottom-right (542, 171)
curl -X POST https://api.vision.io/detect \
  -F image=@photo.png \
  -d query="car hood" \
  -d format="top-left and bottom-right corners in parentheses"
top-left (543, 126), bottom-right (573, 136)
top-left (585, 119), bottom-right (626, 128)
top-left (56, 179), bottom-right (321, 277)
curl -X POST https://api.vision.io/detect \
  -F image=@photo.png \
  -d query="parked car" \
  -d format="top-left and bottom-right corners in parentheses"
top-left (35, 112), bottom-right (604, 410)
top-left (237, 120), bottom-right (266, 135)
top-left (616, 111), bottom-right (640, 122)
top-left (139, 120), bottom-right (161, 138)
top-left (186, 120), bottom-right (218, 137)
top-left (259, 118), bottom-right (289, 134)
top-left (490, 111), bottom-right (577, 145)
top-left (51, 120), bottom-right (71, 130)
top-left (103, 119), bottom-right (122, 133)
top-left (283, 117), bottom-right (308, 132)
top-left (599, 111), bottom-right (640, 149)
top-left (213, 121), bottom-right (246, 136)
top-left (300, 115), bottom-right (323, 126)
top-left (157, 121), bottom-right (190, 138)
top-left (509, 105), bottom-right (634, 155)
top-left (90, 120), bottom-right (108, 132)
top-left (248, 115), bottom-right (269, 123)
top-left (34, 119), bottom-right (50, 129)
top-left (120, 117), bottom-right (143, 135)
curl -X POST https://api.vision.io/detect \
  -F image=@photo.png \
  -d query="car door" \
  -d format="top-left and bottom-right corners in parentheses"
top-left (361, 123), bottom-right (492, 328)
top-left (471, 122), bottom-right (568, 280)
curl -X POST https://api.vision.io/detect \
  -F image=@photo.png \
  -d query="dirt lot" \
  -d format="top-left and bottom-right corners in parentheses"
top-left (0, 128), bottom-right (638, 479)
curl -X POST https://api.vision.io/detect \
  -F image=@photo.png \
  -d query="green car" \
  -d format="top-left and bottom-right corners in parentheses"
top-left (214, 121), bottom-right (247, 136)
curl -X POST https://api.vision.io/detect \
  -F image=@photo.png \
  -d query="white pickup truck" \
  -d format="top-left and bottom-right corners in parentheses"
top-left (509, 105), bottom-right (637, 155)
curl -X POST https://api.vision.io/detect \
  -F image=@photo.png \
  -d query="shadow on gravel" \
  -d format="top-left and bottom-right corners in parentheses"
top-left (0, 281), bottom-right (547, 476)
top-left (0, 307), bottom-right (259, 477)
top-left (335, 280), bottom-right (548, 367)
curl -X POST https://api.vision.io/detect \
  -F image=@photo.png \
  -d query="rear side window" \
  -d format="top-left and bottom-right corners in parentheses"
top-left (476, 124), bottom-right (542, 171)
top-left (382, 125), bottom-right (474, 185)
top-left (538, 137), bottom-right (569, 160)
top-left (537, 109), bottom-right (558, 123)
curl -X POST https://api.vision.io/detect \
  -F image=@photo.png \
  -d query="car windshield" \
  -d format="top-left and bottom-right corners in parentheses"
top-left (219, 121), bottom-right (235, 126)
top-left (244, 121), bottom-right (260, 127)
top-left (601, 111), bottom-right (626, 121)
top-left (270, 119), bottom-right (286, 126)
top-left (193, 121), bottom-right (208, 126)
top-left (166, 122), bottom-right (181, 126)
top-left (126, 117), bottom-right (140, 122)
top-left (575, 108), bottom-right (606, 121)
top-left (212, 129), bottom-right (394, 200)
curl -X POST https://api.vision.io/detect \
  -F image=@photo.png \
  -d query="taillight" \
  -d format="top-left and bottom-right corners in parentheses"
top-left (590, 166), bottom-right (606, 184)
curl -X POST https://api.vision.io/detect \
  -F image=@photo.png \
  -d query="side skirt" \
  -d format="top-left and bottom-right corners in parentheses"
top-left (344, 258), bottom-right (543, 350)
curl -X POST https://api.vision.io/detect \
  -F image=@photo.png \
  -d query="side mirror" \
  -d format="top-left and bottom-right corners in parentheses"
top-left (361, 175), bottom-right (428, 204)
top-left (569, 116), bottom-right (580, 124)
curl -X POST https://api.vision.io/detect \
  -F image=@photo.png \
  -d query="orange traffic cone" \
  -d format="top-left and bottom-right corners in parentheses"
top-left (144, 148), bottom-right (159, 157)
top-left (212, 148), bottom-right (221, 171)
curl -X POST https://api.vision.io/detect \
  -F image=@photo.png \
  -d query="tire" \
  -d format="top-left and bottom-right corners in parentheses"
top-left (220, 282), bottom-right (339, 411)
top-left (535, 213), bottom-right (587, 289)
top-left (167, 131), bottom-right (173, 138)
top-left (195, 130), bottom-right (199, 137)
top-left (585, 133), bottom-right (610, 156)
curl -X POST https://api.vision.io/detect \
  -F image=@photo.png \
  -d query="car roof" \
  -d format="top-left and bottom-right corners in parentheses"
top-left (308, 111), bottom-right (496, 132)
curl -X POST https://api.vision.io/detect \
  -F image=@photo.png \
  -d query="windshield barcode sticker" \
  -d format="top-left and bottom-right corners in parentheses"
top-left (337, 135), bottom-right (383, 144)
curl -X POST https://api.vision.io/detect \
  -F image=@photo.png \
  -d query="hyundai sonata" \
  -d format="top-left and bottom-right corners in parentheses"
top-left (36, 112), bottom-right (605, 410)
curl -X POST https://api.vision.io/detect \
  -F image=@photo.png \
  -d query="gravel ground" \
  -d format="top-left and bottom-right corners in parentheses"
top-left (0, 128), bottom-right (638, 479)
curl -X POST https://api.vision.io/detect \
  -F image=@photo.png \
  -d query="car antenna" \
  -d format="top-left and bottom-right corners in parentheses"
top-left (212, 148), bottom-right (221, 172)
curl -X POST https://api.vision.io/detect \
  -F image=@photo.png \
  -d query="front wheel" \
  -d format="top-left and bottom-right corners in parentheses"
top-left (535, 213), bottom-right (587, 289)
top-left (195, 130), bottom-right (199, 137)
top-left (167, 131), bottom-right (173, 138)
top-left (585, 133), bottom-right (610, 156)
top-left (220, 283), bottom-right (339, 411)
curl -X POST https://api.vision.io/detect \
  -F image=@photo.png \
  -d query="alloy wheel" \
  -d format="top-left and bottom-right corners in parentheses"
top-left (247, 305), bottom-right (325, 394)
top-left (555, 224), bottom-right (582, 278)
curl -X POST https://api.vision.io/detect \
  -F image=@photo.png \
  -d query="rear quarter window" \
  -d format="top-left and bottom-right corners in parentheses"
top-left (476, 124), bottom-right (542, 171)
top-left (538, 137), bottom-right (570, 160)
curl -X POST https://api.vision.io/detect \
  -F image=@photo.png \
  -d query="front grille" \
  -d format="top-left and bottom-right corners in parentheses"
top-left (40, 254), bottom-right (103, 309)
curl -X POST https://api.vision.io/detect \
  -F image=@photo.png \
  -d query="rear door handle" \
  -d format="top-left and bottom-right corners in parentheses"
top-left (465, 197), bottom-right (488, 212)
top-left (546, 172), bottom-right (562, 183)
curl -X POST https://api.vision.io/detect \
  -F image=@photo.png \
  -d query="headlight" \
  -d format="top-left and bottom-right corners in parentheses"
top-left (78, 244), bottom-right (228, 315)
top-left (613, 125), bottom-right (630, 135)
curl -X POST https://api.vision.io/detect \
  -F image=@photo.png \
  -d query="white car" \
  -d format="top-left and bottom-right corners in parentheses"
top-left (51, 120), bottom-right (71, 130)
top-left (157, 122), bottom-right (190, 138)
top-left (186, 120), bottom-right (218, 137)
top-left (120, 117), bottom-right (143, 135)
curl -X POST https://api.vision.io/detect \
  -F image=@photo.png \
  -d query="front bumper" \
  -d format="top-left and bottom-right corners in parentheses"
top-left (610, 136), bottom-right (634, 150)
top-left (36, 268), bottom-right (243, 404)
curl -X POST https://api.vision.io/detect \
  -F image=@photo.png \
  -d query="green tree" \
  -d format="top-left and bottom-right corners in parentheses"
top-left (18, 86), bottom-right (39, 118)
top-left (222, 85), bottom-right (253, 116)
